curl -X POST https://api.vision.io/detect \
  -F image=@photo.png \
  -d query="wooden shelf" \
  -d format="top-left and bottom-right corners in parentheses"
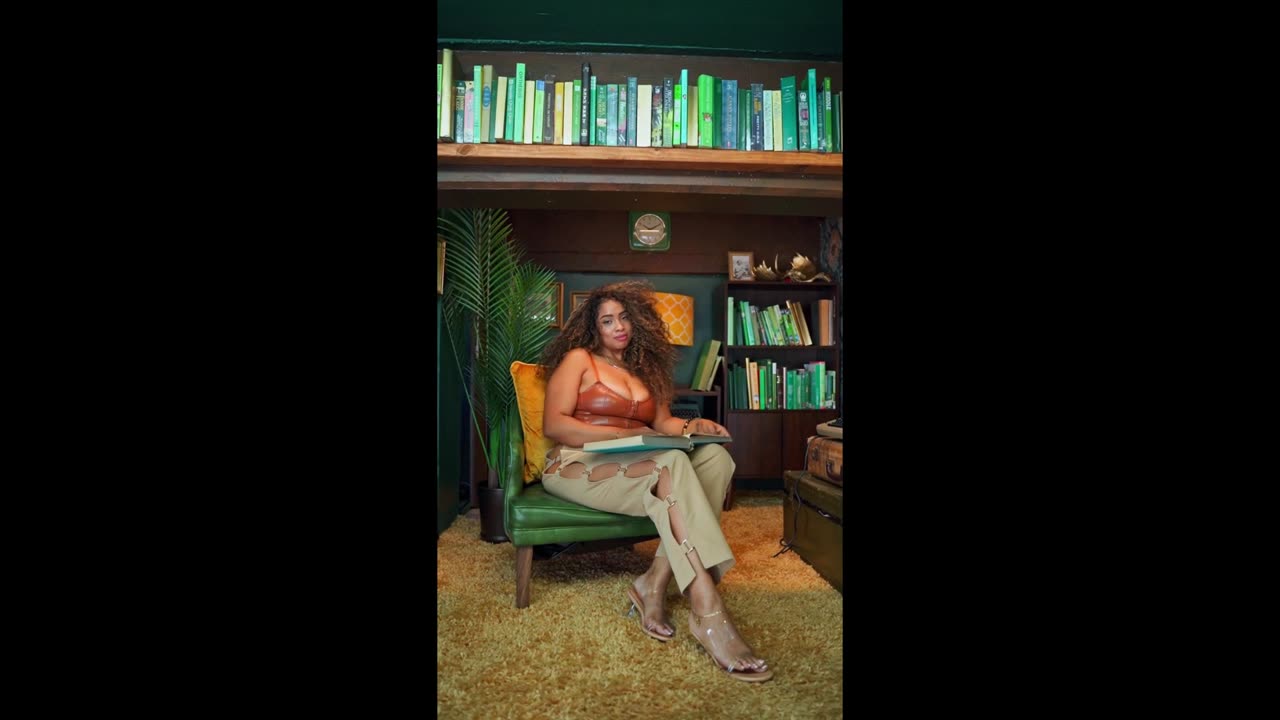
top-left (728, 280), bottom-right (836, 288)
top-left (726, 409), bottom-right (836, 414)
top-left (674, 386), bottom-right (721, 397)
top-left (438, 143), bottom-right (843, 174)
top-left (728, 345), bottom-right (836, 350)
top-left (437, 144), bottom-right (843, 216)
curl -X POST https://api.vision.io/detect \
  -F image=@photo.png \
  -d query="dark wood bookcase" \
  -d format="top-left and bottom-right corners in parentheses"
top-left (715, 280), bottom-right (839, 481)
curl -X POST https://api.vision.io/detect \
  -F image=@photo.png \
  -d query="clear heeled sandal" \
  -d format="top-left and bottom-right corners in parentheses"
top-left (625, 584), bottom-right (675, 642)
top-left (689, 608), bottom-right (774, 682)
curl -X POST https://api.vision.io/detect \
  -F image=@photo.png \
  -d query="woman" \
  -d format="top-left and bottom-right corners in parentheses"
top-left (538, 280), bottom-right (772, 683)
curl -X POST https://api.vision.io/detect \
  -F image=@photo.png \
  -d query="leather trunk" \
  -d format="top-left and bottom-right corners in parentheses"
top-left (782, 470), bottom-right (843, 593)
top-left (804, 435), bottom-right (843, 486)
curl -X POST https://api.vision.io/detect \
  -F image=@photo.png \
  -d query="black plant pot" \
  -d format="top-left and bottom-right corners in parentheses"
top-left (479, 485), bottom-right (509, 544)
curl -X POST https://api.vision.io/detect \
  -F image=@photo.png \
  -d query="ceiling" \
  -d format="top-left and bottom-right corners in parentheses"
top-left (437, 0), bottom-right (843, 61)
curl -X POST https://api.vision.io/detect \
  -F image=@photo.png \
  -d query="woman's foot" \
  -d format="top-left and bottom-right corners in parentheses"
top-left (628, 572), bottom-right (675, 640)
top-left (688, 602), bottom-right (771, 680)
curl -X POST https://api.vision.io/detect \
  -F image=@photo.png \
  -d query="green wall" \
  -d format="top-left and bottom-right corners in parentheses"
top-left (438, 0), bottom-right (843, 60)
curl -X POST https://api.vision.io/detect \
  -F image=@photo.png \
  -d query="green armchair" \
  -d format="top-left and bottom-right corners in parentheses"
top-left (504, 362), bottom-right (658, 608)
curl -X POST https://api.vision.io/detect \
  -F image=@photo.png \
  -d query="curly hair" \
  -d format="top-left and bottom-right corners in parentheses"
top-left (538, 280), bottom-right (679, 405)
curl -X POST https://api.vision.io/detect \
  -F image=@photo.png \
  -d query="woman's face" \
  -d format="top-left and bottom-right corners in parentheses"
top-left (595, 299), bottom-right (632, 354)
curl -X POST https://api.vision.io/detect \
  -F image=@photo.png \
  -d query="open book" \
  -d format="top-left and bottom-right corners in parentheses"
top-left (581, 433), bottom-right (733, 454)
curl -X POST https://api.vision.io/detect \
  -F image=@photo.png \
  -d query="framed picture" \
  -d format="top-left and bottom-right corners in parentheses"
top-left (543, 281), bottom-right (564, 329)
top-left (570, 292), bottom-right (591, 319)
top-left (437, 238), bottom-right (446, 295)
top-left (728, 251), bottom-right (755, 281)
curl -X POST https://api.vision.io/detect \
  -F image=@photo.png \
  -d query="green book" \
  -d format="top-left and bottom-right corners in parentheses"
top-left (472, 66), bottom-right (482, 144)
top-left (823, 77), bottom-right (834, 154)
top-left (504, 74), bottom-right (516, 142)
top-left (589, 76), bottom-right (598, 145)
top-left (698, 74), bottom-right (713, 148)
top-left (712, 78), bottom-right (722, 148)
top-left (772, 90), bottom-right (783, 151)
top-left (532, 80), bottom-right (545, 143)
top-left (454, 82), bottom-right (465, 143)
top-left (797, 79), bottom-right (810, 151)
top-left (662, 77), bottom-right (673, 148)
top-left (606, 84), bottom-right (618, 147)
top-left (739, 300), bottom-right (754, 345)
top-left (572, 79), bottom-right (582, 146)
top-left (688, 340), bottom-right (711, 387)
top-left (481, 65), bottom-right (494, 142)
top-left (832, 91), bottom-right (840, 153)
top-left (436, 64), bottom-right (443, 138)
top-left (727, 295), bottom-right (735, 345)
top-left (487, 68), bottom-right (498, 142)
top-left (626, 77), bottom-right (638, 146)
top-left (814, 86), bottom-right (825, 152)
top-left (595, 78), bottom-right (608, 145)
top-left (738, 89), bottom-right (749, 152)
top-left (673, 79), bottom-right (683, 148)
top-left (679, 69), bottom-right (689, 146)
top-left (781, 77), bottom-right (797, 150)
top-left (617, 82), bottom-right (627, 146)
top-left (806, 69), bottom-right (818, 151)
top-left (513, 63), bottom-right (526, 143)
top-left (696, 340), bottom-right (722, 391)
top-left (582, 433), bottom-right (731, 454)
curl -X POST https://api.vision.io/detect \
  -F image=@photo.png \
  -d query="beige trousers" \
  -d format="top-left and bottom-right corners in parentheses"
top-left (542, 443), bottom-right (737, 593)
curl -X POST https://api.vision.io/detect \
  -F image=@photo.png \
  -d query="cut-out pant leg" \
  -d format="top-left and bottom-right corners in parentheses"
top-left (654, 443), bottom-right (735, 564)
top-left (542, 447), bottom-right (735, 594)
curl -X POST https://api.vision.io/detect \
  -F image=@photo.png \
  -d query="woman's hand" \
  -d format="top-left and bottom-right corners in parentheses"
top-left (685, 418), bottom-right (730, 437)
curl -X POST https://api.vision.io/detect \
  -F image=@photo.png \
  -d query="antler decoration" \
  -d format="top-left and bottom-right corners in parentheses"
top-left (753, 254), bottom-right (780, 280)
top-left (787, 253), bottom-right (831, 282)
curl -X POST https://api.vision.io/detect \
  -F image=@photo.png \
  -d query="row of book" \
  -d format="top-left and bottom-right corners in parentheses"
top-left (686, 339), bottom-right (723, 391)
top-left (436, 49), bottom-right (843, 153)
top-left (727, 298), bottom-right (835, 347)
top-left (728, 359), bottom-right (835, 411)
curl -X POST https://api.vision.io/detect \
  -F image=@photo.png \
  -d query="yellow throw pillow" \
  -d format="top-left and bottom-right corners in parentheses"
top-left (510, 361), bottom-right (556, 484)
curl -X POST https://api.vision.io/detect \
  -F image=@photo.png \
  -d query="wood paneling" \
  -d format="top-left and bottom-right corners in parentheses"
top-left (439, 187), bottom-right (841, 217)
top-left (724, 413), bottom-right (782, 478)
top-left (782, 411), bottom-right (839, 474)
top-left (507, 210), bottom-right (823, 275)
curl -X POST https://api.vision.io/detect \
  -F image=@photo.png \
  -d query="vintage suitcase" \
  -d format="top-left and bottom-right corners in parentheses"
top-left (805, 435), bottom-right (843, 487)
top-left (782, 470), bottom-right (843, 593)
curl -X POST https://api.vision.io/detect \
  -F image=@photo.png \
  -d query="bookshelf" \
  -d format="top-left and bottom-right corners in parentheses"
top-left (716, 280), bottom-right (839, 480)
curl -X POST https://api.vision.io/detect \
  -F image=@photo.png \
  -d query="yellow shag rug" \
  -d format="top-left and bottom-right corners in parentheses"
top-left (437, 491), bottom-right (843, 719)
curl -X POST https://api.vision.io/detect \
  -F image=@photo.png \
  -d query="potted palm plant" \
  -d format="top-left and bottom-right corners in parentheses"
top-left (439, 208), bottom-right (557, 543)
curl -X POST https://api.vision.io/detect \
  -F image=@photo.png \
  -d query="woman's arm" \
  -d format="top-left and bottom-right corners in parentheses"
top-left (652, 402), bottom-right (730, 437)
top-left (650, 403), bottom-right (690, 436)
top-left (543, 349), bottom-right (659, 447)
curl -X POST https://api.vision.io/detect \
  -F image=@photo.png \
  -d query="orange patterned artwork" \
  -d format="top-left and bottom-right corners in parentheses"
top-left (651, 292), bottom-right (694, 347)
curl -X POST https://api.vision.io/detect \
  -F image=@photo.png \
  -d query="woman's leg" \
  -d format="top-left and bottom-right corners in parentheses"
top-left (643, 451), bottom-right (764, 673)
top-left (639, 444), bottom-right (736, 633)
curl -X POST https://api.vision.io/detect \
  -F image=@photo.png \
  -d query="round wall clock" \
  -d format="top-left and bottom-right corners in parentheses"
top-left (628, 211), bottom-right (672, 251)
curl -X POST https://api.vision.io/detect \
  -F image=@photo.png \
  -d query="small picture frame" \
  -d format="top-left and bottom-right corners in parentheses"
top-left (728, 251), bottom-right (755, 281)
top-left (546, 281), bottom-right (564, 329)
top-left (570, 291), bottom-right (591, 318)
top-left (437, 238), bottom-right (446, 295)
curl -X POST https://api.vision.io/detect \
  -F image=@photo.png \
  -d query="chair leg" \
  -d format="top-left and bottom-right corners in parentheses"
top-left (515, 545), bottom-right (533, 608)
